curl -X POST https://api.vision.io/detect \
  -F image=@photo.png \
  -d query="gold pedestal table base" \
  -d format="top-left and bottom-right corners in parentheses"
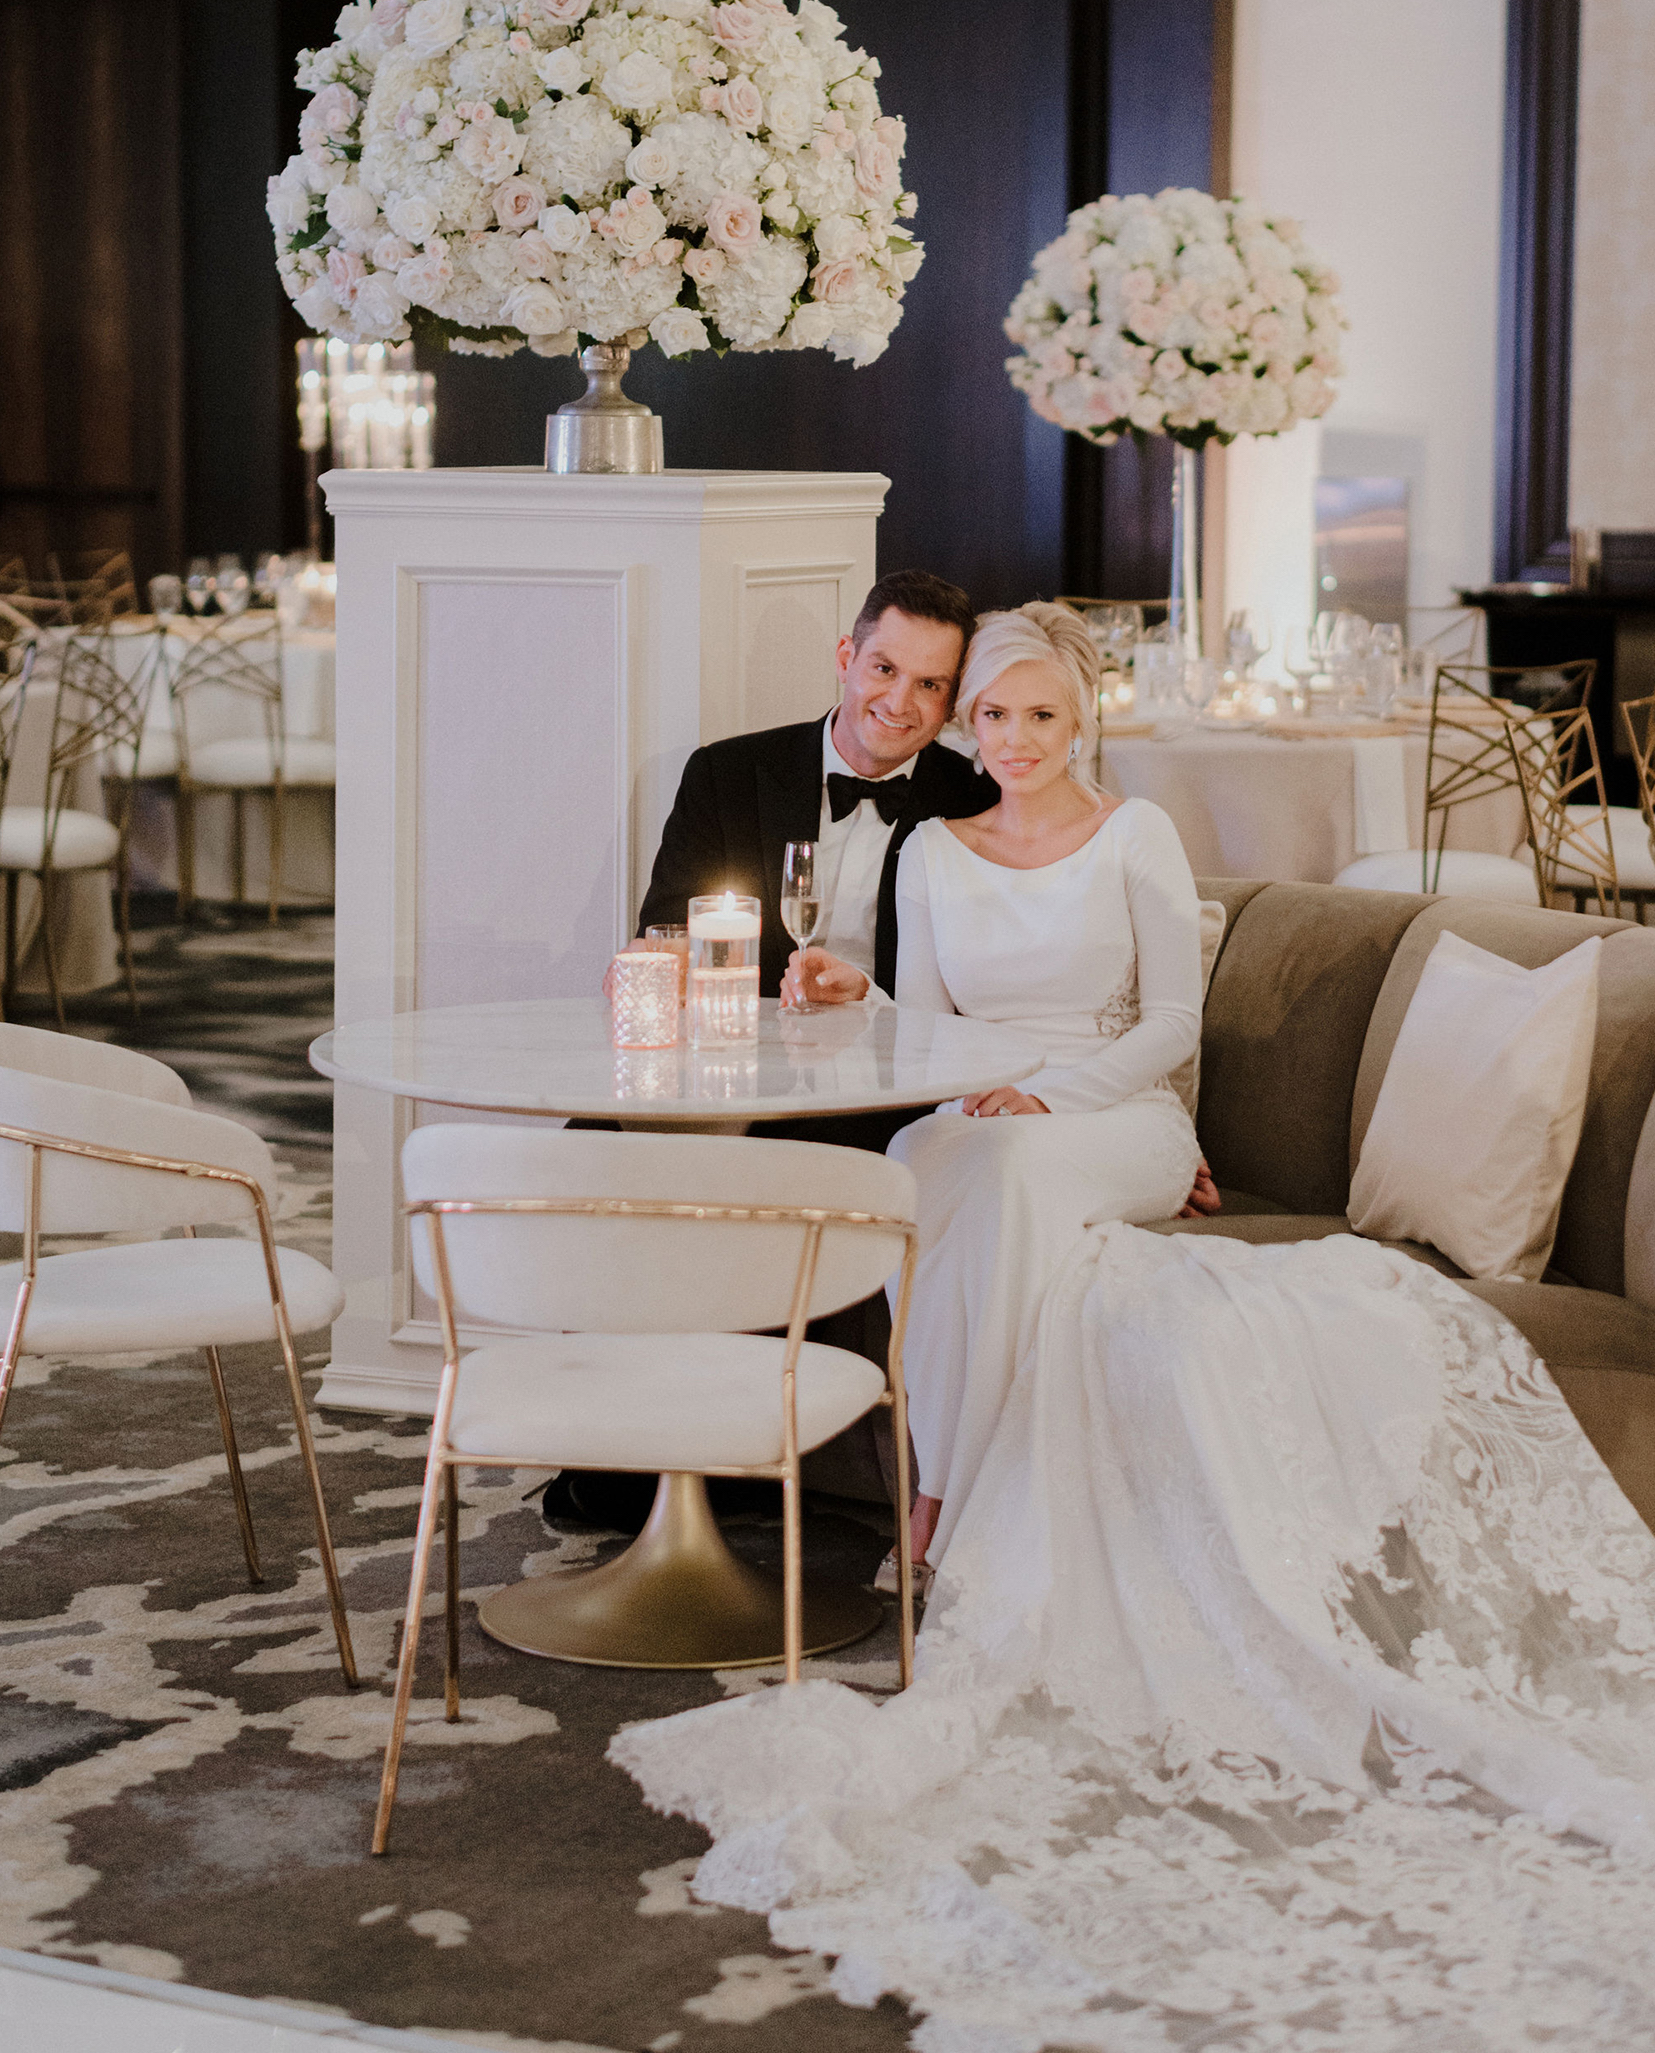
top-left (478, 1471), bottom-right (885, 1669)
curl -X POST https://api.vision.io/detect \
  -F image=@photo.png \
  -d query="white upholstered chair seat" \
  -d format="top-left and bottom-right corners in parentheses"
top-left (1333, 848), bottom-right (1540, 903)
top-left (185, 737), bottom-right (336, 787)
top-left (106, 728), bottom-right (181, 780)
top-left (1557, 805), bottom-right (1655, 891)
top-left (449, 1331), bottom-right (886, 1473)
top-left (0, 1238), bottom-right (344, 1355)
top-left (0, 805), bottom-right (121, 871)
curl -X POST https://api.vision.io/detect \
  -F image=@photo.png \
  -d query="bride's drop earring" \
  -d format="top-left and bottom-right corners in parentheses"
top-left (1068, 738), bottom-right (1082, 763)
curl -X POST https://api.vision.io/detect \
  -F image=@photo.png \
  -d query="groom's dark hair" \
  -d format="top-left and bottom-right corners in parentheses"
top-left (850, 569), bottom-right (976, 660)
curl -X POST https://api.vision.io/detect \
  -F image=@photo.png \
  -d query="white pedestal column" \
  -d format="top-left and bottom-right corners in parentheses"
top-left (316, 466), bottom-right (887, 1414)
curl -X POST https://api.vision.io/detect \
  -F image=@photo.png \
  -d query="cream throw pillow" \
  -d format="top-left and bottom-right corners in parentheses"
top-left (1347, 929), bottom-right (1601, 1280)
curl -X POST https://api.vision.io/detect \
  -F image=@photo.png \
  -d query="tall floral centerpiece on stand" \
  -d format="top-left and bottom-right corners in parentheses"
top-left (269, 0), bottom-right (922, 470)
top-left (1004, 188), bottom-right (1346, 655)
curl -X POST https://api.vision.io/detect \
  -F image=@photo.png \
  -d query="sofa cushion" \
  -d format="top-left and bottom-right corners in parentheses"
top-left (1191, 883), bottom-right (1425, 1215)
top-left (1347, 899), bottom-right (1655, 1296)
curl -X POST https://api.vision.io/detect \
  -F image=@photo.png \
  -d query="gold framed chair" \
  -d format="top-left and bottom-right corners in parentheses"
top-left (45, 549), bottom-right (138, 618)
top-left (1499, 695), bottom-right (1620, 917)
top-left (0, 626), bottom-right (160, 1026)
top-left (373, 1125), bottom-right (920, 1855)
top-left (171, 614), bottom-right (335, 924)
top-left (0, 1023), bottom-right (356, 1683)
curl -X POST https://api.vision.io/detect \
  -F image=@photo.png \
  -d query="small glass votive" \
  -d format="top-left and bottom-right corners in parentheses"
top-left (610, 950), bottom-right (679, 1049)
top-left (642, 922), bottom-right (690, 1004)
top-left (688, 892), bottom-right (761, 1047)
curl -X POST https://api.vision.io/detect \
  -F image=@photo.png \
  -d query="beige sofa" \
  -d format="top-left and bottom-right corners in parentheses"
top-left (1143, 880), bottom-right (1655, 1528)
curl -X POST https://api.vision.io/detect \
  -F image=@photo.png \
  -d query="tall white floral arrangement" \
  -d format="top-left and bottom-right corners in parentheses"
top-left (1004, 187), bottom-right (1345, 447)
top-left (269, 0), bottom-right (921, 367)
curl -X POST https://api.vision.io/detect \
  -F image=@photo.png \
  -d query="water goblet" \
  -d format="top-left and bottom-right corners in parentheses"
top-left (216, 553), bottom-right (251, 618)
top-left (184, 558), bottom-right (213, 615)
top-left (148, 574), bottom-right (182, 625)
top-left (780, 841), bottom-right (823, 1012)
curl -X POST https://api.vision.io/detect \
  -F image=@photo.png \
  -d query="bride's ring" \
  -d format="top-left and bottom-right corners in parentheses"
top-left (996, 1105), bottom-right (1014, 1116)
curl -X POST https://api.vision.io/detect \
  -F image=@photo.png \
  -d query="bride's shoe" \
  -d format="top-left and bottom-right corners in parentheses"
top-left (874, 1549), bottom-right (934, 1600)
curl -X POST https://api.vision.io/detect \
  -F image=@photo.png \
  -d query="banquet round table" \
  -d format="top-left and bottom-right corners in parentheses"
top-left (311, 995), bottom-right (1045, 1670)
top-left (1099, 722), bottom-right (1529, 884)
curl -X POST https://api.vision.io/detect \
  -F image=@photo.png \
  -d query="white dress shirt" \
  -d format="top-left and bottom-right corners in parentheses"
top-left (814, 712), bottom-right (916, 984)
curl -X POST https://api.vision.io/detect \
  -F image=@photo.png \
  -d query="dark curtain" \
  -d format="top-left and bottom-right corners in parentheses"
top-left (0, 0), bottom-right (184, 585)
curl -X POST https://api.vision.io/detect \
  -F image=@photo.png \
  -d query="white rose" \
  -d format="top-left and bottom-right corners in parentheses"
top-left (267, 179), bottom-right (313, 238)
top-left (612, 196), bottom-right (667, 253)
top-left (626, 134), bottom-right (676, 188)
top-left (325, 181), bottom-right (380, 234)
top-left (788, 301), bottom-right (836, 348)
top-left (293, 280), bottom-right (345, 330)
top-left (533, 46), bottom-right (587, 93)
top-left (537, 203), bottom-right (592, 253)
top-left (506, 280), bottom-right (571, 333)
top-left (711, 2), bottom-right (766, 52)
top-left (650, 306), bottom-right (709, 355)
top-left (763, 86), bottom-right (811, 148)
top-left (812, 213), bottom-right (864, 263)
top-left (396, 247), bottom-right (453, 306)
top-left (722, 77), bottom-right (763, 129)
top-left (352, 273), bottom-right (411, 335)
top-left (373, 232), bottom-right (417, 269)
top-left (403, 0), bottom-right (467, 59)
top-left (514, 229), bottom-right (559, 277)
top-left (603, 51), bottom-right (674, 111)
top-left (852, 133), bottom-right (897, 200)
top-left (456, 116), bottom-right (523, 183)
top-left (385, 190), bottom-right (441, 243)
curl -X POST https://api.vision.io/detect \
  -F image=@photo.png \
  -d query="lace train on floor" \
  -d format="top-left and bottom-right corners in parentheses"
top-left (611, 1226), bottom-right (1655, 2052)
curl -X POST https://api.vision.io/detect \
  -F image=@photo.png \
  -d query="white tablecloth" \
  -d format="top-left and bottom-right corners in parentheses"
top-left (1099, 727), bottom-right (1529, 885)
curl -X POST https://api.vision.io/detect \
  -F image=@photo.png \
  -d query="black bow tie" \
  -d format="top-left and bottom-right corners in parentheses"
top-left (826, 771), bottom-right (912, 825)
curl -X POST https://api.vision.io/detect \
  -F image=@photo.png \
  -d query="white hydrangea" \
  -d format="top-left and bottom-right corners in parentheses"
top-left (1004, 186), bottom-right (1345, 447)
top-left (276, 0), bottom-right (920, 365)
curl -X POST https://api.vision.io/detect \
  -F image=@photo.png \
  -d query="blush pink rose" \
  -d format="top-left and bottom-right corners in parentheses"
top-left (373, 233), bottom-right (417, 269)
top-left (811, 257), bottom-right (860, 304)
top-left (307, 82), bottom-right (361, 136)
top-left (456, 116), bottom-right (523, 184)
top-left (326, 247), bottom-right (367, 303)
top-left (683, 246), bottom-right (727, 284)
top-left (514, 229), bottom-right (559, 277)
top-left (705, 191), bottom-right (764, 256)
top-left (493, 176), bottom-right (545, 230)
top-left (722, 77), bottom-right (763, 129)
top-left (396, 248), bottom-right (452, 307)
top-left (711, 3), bottom-right (766, 53)
top-left (853, 134), bottom-right (898, 200)
top-left (537, 0), bottom-right (591, 19)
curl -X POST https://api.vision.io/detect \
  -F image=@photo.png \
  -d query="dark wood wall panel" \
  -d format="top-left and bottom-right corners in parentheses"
top-left (0, 0), bottom-right (183, 584)
top-left (1063, 0), bottom-right (1221, 600)
top-left (1495, 0), bottom-right (1580, 583)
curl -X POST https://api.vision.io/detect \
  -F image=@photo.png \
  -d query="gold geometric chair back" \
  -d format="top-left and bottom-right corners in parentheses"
top-left (45, 550), bottom-right (138, 619)
top-left (1503, 699), bottom-right (1619, 917)
top-left (1623, 694), bottom-right (1655, 852)
top-left (0, 637), bottom-right (36, 827)
top-left (169, 615), bottom-right (289, 922)
top-left (12, 630), bottom-right (160, 1023)
top-left (1423, 662), bottom-right (1597, 891)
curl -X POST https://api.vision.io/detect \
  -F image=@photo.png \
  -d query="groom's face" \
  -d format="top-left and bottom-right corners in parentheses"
top-left (831, 607), bottom-right (965, 779)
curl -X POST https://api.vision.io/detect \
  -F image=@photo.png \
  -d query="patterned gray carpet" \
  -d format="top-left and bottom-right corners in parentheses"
top-left (0, 914), bottom-right (913, 2052)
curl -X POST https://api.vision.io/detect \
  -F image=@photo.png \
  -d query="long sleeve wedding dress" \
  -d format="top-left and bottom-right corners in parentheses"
top-left (612, 808), bottom-right (1655, 2053)
top-left (887, 800), bottom-right (1203, 1558)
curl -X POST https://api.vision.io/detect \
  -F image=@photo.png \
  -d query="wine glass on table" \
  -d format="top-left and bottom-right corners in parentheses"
top-left (781, 840), bottom-right (824, 1012)
top-left (216, 553), bottom-right (250, 618)
top-left (184, 557), bottom-right (213, 617)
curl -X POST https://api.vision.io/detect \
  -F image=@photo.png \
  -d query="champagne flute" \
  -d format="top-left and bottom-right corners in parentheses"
top-left (781, 840), bottom-right (823, 1011)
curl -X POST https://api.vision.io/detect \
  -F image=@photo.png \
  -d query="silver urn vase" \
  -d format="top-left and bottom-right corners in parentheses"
top-left (545, 342), bottom-right (664, 475)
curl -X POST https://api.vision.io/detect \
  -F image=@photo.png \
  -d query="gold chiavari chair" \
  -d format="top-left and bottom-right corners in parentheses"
top-left (0, 627), bottom-right (160, 1026)
top-left (171, 612), bottom-right (334, 924)
top-left (374, 1125), bottom-right (919, 1855)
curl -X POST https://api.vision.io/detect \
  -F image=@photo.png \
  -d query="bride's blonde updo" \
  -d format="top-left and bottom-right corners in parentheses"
top-left (954, 602), bottom-right (1101, 793)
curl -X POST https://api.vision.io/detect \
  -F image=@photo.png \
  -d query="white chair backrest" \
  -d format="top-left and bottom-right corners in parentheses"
top-left (0, 1066), bottom-right (275, 1234)
top-left (401, 1126), bottom-right (917, 1337)
top-left (0, 1023), bottom-right (191, 1107)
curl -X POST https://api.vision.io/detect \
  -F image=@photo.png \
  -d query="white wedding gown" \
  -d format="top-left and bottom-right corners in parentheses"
top-left (612, 813), bottom-right (1655, 2052)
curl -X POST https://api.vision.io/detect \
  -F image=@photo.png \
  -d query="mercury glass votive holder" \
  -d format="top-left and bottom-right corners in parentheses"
top-left (688, 892), bottom-right (761, 1047)
top-left (610, 950), bottom-right (680, 1049)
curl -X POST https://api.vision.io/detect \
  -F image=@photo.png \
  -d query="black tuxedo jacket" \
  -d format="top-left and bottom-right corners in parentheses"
top-left (636, 716), bottom-right (994, 997)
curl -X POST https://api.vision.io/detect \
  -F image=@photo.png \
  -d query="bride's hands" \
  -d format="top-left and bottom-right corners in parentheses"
top-left (962, 1087), bottom-right (1050, 1116)
top-left (781, 947), bottom-right (870, 1007)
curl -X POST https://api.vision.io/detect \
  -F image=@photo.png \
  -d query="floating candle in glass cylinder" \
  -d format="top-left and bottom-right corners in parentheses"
top-left (688, 891), bottom-right (761, 1045)
top-left (609, 950), bottom-right (680, 1049)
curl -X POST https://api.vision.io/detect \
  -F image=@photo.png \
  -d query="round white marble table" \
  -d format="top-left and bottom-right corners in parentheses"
top-left (309, 995), bottom-right (1044, 1670)
top-left (309, 994), bottom-right (1046, 1125)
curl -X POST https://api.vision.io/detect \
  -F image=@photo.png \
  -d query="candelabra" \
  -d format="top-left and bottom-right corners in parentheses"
top-left (295, 339), bottom-right (436, 551)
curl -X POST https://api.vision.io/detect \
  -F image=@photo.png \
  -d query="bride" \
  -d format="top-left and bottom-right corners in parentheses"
top-left (783, 601), bottom-right (1202, 1578)
top-left (613, 610), bottom-right (1655, 2050)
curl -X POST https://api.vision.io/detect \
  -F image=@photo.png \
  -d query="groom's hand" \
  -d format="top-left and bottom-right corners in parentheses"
top-left (1178, 1158), bottom-right (1222, 1217)
top-left (782, 947), bottom-right (870, 1007)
